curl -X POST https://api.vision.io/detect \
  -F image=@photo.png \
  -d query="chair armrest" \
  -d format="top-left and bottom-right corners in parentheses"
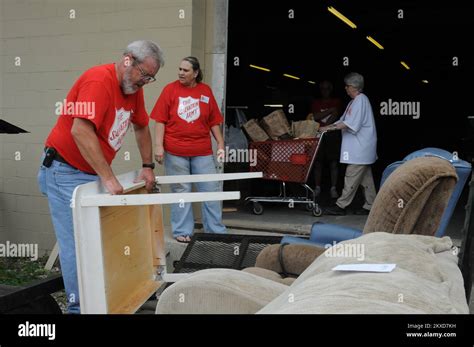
top-left (156, 269), bottom-right (287, 314)
top-left (255, 244), bottom-right (325, 277)
top-left (309, 222), bottom-right (363, 245)
top-left (280, 235), bottom-right (324, 246)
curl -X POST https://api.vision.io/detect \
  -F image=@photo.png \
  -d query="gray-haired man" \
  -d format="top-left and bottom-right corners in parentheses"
top-left (37, 40), bottom-right (164, 313)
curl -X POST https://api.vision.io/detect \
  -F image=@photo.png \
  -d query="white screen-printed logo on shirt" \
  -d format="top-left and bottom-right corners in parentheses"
top-left (178, 96), bottom-right (200, 123)
top-left (320, 108), bottom-right (332, 123)
top-left (108, 107), bottom-right (131, 151)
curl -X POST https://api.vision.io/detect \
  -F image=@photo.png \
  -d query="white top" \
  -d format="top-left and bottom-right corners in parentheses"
top-left (336, 93), bottom-right (377, 165)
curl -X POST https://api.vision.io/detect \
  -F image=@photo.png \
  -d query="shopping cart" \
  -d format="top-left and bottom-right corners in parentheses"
top-left (245, 134), bottom-right (324, 217)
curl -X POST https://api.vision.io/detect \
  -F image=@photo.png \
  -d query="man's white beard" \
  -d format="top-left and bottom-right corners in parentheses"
top-left (121, 68), bottom-right (139, 95)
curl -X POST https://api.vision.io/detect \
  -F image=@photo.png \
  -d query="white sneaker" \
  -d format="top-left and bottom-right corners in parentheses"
top-left (315, 186), bottom-right (321, 197)
top-left (330, 186), bottom-right (339, 199)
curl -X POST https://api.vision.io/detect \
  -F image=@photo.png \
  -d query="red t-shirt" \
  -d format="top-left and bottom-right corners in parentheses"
top-left (45, 63), bottom-right (149, 174)
top-left (311, 98), bottom-right (343, 126)
top-left (150, 80), bottom-right (223, 157)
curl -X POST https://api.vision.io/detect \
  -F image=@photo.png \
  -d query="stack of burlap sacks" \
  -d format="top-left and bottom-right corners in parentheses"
top-left (242, 109), bottom-right (319, 142)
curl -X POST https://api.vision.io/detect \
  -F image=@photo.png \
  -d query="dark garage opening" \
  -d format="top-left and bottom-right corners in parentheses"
top-left (223, 0), bottom-right (473, 209)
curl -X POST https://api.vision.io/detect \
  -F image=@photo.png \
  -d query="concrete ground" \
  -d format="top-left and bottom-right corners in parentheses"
top-left (138, 191), bottom-right (473, 314)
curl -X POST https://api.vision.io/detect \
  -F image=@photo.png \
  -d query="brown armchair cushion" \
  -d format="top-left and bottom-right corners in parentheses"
top-left (364, 156), bottom-right (458, 236)
top-left (254, 243), bottom-right (325, 277)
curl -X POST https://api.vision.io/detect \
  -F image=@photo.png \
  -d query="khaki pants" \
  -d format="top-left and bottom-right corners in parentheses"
top-left (336, 164), bottom-right (376, 210)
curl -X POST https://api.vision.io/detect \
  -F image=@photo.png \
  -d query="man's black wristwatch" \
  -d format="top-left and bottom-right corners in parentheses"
top-left (142, 163), bottom-right (155, 169)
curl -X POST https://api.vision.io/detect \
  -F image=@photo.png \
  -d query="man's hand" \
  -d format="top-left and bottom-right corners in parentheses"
top-left (134, 168), bottom-right (155, 192)
top-left (102, 176), bottom-right (124, 195)
top-left (154, 145), bottom-right (164, 165)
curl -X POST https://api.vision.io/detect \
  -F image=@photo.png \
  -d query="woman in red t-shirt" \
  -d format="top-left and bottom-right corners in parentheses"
top-left (151, 57), bottom-right (226, 242)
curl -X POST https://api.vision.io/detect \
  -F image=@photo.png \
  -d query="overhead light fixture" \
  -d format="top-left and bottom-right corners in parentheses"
top-left (250, 64), bottom-right (271, 72)
top-left (264, 104), bottom-right (284, 108)
top-left (308, 81), bottom-right (316, 84)
top-left (401, 61), bottom-right (410, 70)
top-left (283, 74), bottom-right (300, 80)
top-left (422, 80), bottom-right (429, 84)
top-left (327, 6), bottom-right (357, 29)
top-left (367, 36), bottom-right (384, 50)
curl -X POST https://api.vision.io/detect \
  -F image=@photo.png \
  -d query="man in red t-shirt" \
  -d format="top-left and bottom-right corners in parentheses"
top-left (307, 80), bottom-right (343, 199)
top-left (37, 40), bottom-right (164, 314)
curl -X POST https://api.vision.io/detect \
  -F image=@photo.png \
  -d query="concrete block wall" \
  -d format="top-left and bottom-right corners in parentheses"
top-left (0, 4), bottom-right (4, 243)
top-left (191, 0), bottom-right (228, 112)
top-left (0, 0), bottom-right (203, 253)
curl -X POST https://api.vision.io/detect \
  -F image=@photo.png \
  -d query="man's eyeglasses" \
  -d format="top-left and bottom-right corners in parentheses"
top-left (131, 56), bottom-right (156, 83)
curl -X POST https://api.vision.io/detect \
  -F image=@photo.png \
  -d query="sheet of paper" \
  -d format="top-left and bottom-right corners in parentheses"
top-left (332, 263), bottom-right (397, 273)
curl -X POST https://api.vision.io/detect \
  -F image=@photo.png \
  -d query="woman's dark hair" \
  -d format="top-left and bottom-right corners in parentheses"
top-left (182, 56), bottom-right (203, 83)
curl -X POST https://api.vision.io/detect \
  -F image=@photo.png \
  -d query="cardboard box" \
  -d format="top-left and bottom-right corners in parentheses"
top-left (291, 120), bottom-right (320, 138)
top-left (260, 109), bottom-right (291, 140)
top-left (242, 119), bottom-right (270, 142)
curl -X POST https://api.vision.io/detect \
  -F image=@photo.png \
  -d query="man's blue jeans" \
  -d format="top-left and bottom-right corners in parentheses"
top-left (37, 157), bottom-right (98, 314)
top-left (164, 152), bottom-right (226, 238)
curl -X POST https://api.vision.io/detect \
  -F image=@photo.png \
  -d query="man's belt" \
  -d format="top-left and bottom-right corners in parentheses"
top-left (42, 147), bottom-right (97, 175)
top-left (43, 146), bottom-right (80, 169)
top-left (43, 147), bottom-right (67, 164)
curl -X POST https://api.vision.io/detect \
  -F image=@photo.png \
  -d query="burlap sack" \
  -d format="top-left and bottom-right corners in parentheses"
top-left (243, 119), bottom-right (270, 142)
top-left (260, 110), bottom-right (291, 140)
top-left (291, 120), bottom-right (320, 138)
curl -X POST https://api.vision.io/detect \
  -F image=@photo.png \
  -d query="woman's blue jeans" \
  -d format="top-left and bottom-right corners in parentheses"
top-left (37, 157), bottom-right (98, 314)
top-left (164, 152), bottom-right (227, 237)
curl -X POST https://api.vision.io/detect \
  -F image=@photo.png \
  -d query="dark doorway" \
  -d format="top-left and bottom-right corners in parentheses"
top-left (226, 0), bottom-right (474, 189)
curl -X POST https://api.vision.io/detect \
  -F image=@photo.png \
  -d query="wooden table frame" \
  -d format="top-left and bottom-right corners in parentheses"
top-left (72, 171), bottom-right (261, 314)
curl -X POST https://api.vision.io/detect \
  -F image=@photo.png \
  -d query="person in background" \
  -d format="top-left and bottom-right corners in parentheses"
top-left (320, 72), bottom-right (377, 215)
top-left (38, 40), bottom-right (164, 313)
top-left (307, 80), bottom-right (343, 199)
top-left (151, 56), bottom-right (226, 243)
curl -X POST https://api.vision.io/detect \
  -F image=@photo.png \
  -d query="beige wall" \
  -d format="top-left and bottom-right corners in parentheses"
top-left (0, 4), bottom-right (4, 248)
top-left (0, 0), bottom-right (214, 253)
top-left (192, 0), bottom-right (228, 111)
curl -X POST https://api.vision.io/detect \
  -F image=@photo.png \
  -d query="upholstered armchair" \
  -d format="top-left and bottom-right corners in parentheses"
top-left (251, 156), bottom-right (459, 278)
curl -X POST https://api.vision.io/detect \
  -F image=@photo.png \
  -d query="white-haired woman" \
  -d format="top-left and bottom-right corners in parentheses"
top-left (320, 72), bottom-right (377, 215)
